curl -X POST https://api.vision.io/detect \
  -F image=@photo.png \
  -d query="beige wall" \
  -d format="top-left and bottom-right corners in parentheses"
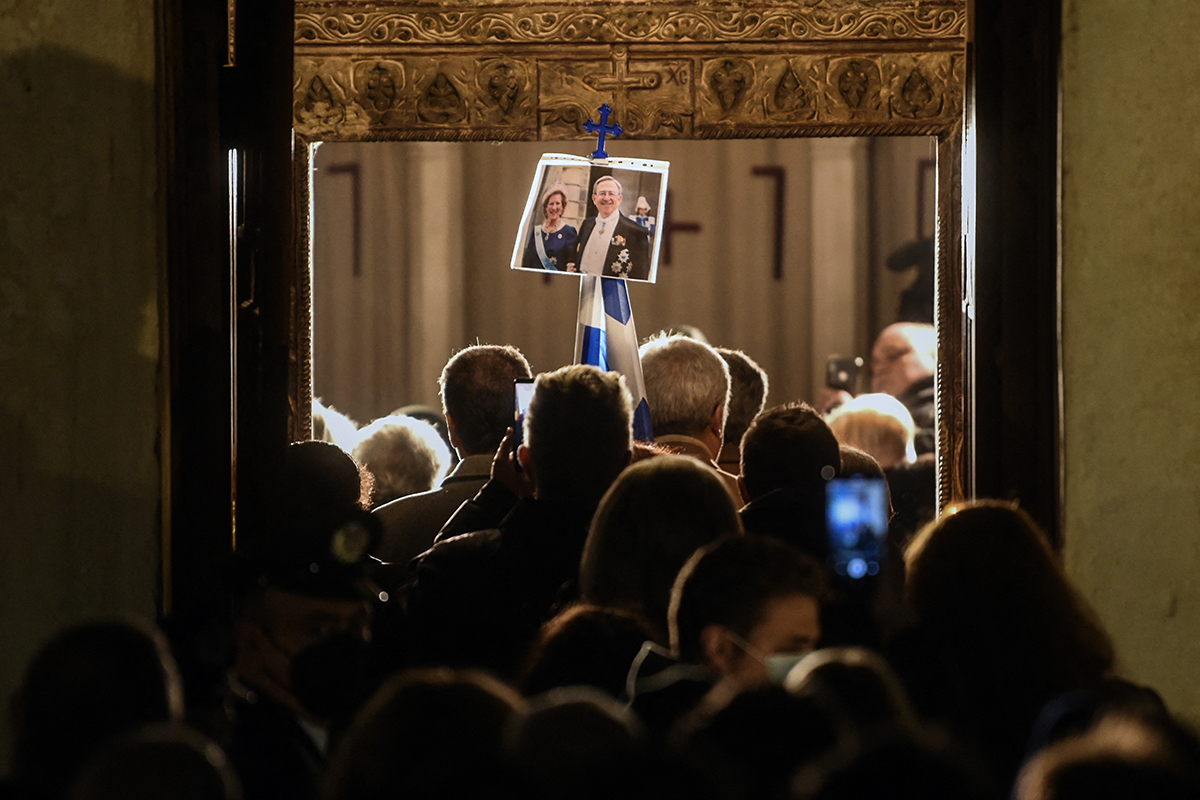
top-left (0, 0), bottom-right (161, 768)
top-left (1061, 0), bottom-right (1200, 723)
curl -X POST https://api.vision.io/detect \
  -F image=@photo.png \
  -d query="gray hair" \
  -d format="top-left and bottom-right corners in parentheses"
top-left (352, 415), bottom-right (452, 507)
top-left (638, 334), bottom-right (731, 438)
top-left (716, 348), bottom-right (769, 445)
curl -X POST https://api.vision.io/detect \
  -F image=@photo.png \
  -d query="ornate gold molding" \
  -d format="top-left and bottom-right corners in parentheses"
top-left (295, 4), bottom-right (966, 47)
top-left (294, 50), bottom-right (964, 141)
top-left (294, 2), bottom-right (966, 141)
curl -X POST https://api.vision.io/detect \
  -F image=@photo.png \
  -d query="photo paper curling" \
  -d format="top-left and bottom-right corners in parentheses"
top-left (510, 153), bottom-right (669, 284)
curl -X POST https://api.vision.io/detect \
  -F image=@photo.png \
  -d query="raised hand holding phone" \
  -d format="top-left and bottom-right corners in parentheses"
top-left (825, 475), bottom-right (890, 580)
top-left (490, 426), bottom-right (534, 500)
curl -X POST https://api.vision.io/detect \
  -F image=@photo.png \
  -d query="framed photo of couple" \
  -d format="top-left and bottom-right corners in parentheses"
top-left (510, 154), bottom-right (670, 284)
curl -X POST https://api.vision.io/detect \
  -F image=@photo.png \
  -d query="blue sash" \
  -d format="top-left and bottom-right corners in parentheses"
top-left (533, 228), bottom-right (555, 270)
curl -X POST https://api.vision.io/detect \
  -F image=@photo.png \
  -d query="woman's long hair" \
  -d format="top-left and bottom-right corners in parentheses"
top-left (905, 500), bottom-right (1114, 693)
top-left (903, 501), bottom-right (1117, 786)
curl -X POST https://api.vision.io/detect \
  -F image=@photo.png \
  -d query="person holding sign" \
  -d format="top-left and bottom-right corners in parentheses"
top-left (567, 176), bottom-right (651, 280)
top-left (521, 185), bottom-right (579, 271)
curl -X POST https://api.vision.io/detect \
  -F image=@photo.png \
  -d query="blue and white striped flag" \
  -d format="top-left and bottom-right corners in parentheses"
top-left (574, 275), bottom-right (654, 442)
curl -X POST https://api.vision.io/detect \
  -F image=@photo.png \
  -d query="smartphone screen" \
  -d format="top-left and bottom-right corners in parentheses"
top-left (825, 476), bottom-right (890, 579)
top-left (513, 378), bottom-right (535, 449)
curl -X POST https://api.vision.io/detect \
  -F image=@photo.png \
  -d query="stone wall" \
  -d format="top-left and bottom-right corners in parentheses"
top-left (0, 0), bottom-right (160, 769)
top-left (1061, 0), bottom-right (1200, 723)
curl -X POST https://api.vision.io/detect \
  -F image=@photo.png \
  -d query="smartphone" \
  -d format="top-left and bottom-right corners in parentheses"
top-left (825, 476), bottom-right (890, 580)
top-left (825, 355), bottom-right (864, 394)
top-left (513, 378), bottom-right (536, 464)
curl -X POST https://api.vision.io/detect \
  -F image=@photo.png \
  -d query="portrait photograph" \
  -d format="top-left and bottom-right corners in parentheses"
top-left (511, 154), bottom-right (669, 284)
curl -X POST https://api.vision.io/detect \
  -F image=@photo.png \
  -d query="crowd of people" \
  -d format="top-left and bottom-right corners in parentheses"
top-left (5, 326), bottom-right (1198, 800)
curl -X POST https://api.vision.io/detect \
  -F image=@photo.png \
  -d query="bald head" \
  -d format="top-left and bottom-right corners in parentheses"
top-left (871, 323), bottom-right (936, 397)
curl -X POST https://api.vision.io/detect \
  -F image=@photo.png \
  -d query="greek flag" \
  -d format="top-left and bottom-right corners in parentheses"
top-left (574, 275), bottom-right (654, 441)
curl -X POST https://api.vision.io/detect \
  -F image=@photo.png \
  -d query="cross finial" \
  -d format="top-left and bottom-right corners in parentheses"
top-left (584, 103), bottom-right (622, 160)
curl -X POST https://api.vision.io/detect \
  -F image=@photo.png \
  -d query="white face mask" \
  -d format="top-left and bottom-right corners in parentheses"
top-left (725, 630), bottom-right (811, 684)
top-left (764, 652), bottom-right (811, 684)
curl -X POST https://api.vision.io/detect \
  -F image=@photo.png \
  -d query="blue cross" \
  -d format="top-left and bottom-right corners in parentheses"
top-left (584, 103), bottom-right (623, 159)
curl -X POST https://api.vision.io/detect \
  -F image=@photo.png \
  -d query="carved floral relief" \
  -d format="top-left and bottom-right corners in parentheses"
top-left (294, 2), bottom-right (966, 140)
top-left (296, 52), bottom-right (963, 140)
top-left (295, 4), bottom-right (966, 46)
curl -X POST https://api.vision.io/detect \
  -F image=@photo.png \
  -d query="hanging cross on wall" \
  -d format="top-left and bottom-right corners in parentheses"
top-left (660, 190), bottom-right (702, 266)
top-left (584, 103), bottom-right (623, 159)
top-left (751, 165), bottom-right (786, 280)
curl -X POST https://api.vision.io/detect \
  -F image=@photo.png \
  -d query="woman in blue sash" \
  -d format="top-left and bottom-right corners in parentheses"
top-left (522, 186), bottom-right (578, 271)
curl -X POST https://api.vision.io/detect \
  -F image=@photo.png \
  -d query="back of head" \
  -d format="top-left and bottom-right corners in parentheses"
top-left (715, 348), bottom-right (769, 445)
top-left (324, 668), bottom-right (524, 800)
top-left (639, 335), bottom-right (731, 438)
top-left (507, 687), bottom-right (645, 800)
top-left (675, 682), bottom-right (838, 800)
top-left (825, 393), bottom-right (916, 468)
top-left (1016, 713), bottom-right (1200, 800)
top-left (670, 535), bottom-right (827, 663)
top-left (794, 730), bottom-right (998, 800)
top-left (71, 724), bottom-right (240, 800)
top-left (524, 364), bottom-right (633, 504)
top-left (837, 445), bottom-right (884, 479)
top-left (439, 344), bottom-right (533, 456)
top-left (905, 501), bottom-right (1114, 687)
top-left (783, 647), bottom-right (919, 738)
top-left (581, 455), bottom-right (743, 638)
top-left (279, 439), bottom-right (371, 522)
top-left (740, 402), bottom-right (842, 501)
top-left (13, 620), bottom-right (183, 798)
top-left (351, 414), bottom-right (451, 506)
top-left (837, 444), bottom-right (893, 516)
top-left (520, 604), bottom-right (658, 698)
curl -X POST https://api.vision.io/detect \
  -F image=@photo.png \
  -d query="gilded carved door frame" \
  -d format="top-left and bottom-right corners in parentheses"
top-left (290, 0), bottom-right (971, 506)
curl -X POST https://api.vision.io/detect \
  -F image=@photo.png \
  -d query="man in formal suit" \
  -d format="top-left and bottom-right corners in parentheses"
top-left (372, 344), bottom-right (532, 566)
top-left (568, 175), bottom-right (652, 280)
